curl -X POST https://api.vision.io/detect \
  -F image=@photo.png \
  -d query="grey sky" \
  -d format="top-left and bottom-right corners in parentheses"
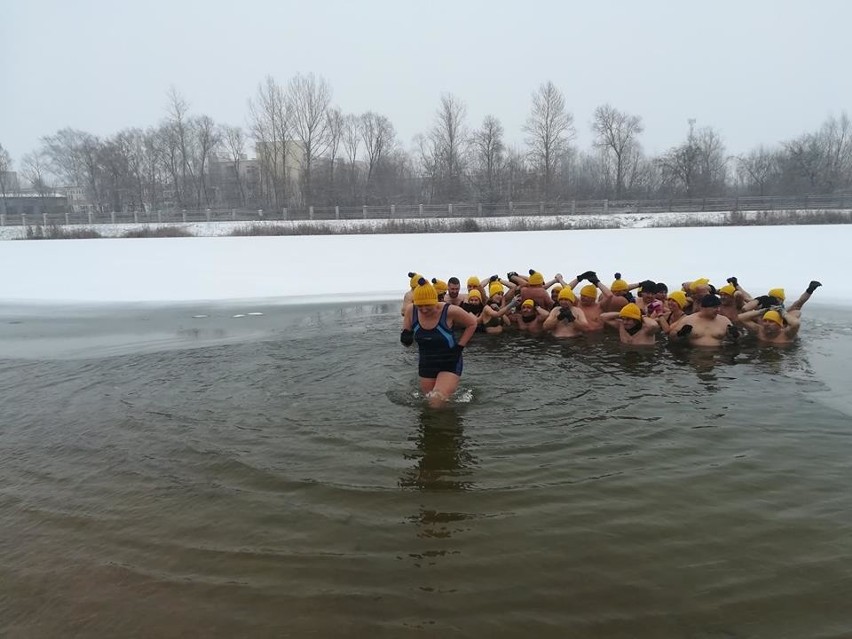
top-left (2, 0), bottom-right (849, 164)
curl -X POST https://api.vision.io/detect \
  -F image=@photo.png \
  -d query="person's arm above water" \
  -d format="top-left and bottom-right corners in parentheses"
top-left (447, 304), bottom-right (478, 347)
top-left (400, 304), bottom-right (415, 346)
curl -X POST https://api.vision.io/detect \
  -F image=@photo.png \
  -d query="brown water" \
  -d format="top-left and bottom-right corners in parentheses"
top-left (1, 302), bottom-right (851, 638)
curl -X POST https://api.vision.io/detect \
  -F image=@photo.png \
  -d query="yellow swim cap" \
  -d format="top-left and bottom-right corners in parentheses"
top-left (762, 310), bottom-right (783, 326)
top-left (528, 271), bottom-right (545, 286)
top-left (413, 278), bottom-right (438, 306)
top-left (431, 278), bottom-right (448, 294)
top-left (521, 299), bottom-right (535, 309)
top-left (467, 289), bottom-right (482, 301)
top-left (580, 284), bottom-right (598, 299)
top-left (768, 288), bottom-right (785, 301)
top-left (611, 277), bottom-right (628, 292)
top-left (488, 281), bottom-right (504, 297)
top-left (409, 272), bottom-right (422, 289)
top-left (718, 283), bottom-right (736, 296)
top-left (667, 290), bottom-right (688, 309)
top-left (558, 287), bottom-right (576, 303)
top-left (467, 276), bottom-right (481, 288)
top-left (619, 303), bottom-right (642, 321)
top-left (690, 277), bottom-right (709, 292)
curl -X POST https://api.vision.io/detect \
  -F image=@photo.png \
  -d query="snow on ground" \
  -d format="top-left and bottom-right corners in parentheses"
top-left (0, 208), bottom-right (846, 240)
top-left (0, 225), bottom-right (847, 307)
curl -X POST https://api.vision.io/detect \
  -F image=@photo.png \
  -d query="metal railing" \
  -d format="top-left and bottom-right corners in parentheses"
top-left (1, 194), bottom-right (850, 228)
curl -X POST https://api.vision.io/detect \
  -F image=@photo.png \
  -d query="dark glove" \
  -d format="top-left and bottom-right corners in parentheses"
top-left (507, 271), bottom-right (518, 279)
top-left (558, 308), bottom-right (575, 322)
top-left (807, 280), bottom-right (822, 295)
top-left (576, 270), bottom-right (594, 282)
top-left (677, 324), bottom-right (693, 338)
top-left (587, 271), bottom-right (600, 285)
top-left (726, 276), bottom-right (739, 287)
top-left (755, 295), bottom-right (779, 309)
top-left (490, 274), bottom-right (499, 282)
top-left (400, 329), bottom-right (414, 346)
top-left (708, 284), bottom-right (717, 296)
top-left (726, 324), bottom-right (740, 340)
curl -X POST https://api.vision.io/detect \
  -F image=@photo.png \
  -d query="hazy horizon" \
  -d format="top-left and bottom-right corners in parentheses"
top-left (2, 0), bottom-right (850, 164)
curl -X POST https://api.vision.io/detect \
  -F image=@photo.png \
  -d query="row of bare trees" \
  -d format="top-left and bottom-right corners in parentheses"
top-left (3, 76), bottom-right (852, 214)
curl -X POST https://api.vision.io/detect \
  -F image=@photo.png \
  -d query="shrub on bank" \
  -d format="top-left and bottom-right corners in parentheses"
top-left (122, 226), bottom-right (193, 238)
top-left (22, 225), bottom-right (102, 240)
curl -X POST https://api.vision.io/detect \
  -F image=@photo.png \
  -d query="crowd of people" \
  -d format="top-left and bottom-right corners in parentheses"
top-left (399, 269), bottom-right (822, 407)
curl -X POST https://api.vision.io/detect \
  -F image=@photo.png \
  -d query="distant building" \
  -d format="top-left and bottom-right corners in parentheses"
top-left (0, 170), bottom-right (21, 193)
top-left (0, 191), bottom-right (68, 217)
top-left (209, 155), bottom-right (261, 207)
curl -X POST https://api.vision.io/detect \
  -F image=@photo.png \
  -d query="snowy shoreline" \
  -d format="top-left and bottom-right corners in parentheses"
top-left (1, 224), bottom-right (846, 307)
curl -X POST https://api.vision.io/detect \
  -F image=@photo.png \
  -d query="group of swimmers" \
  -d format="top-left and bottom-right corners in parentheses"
top-left (400, 269), bottom-right (822, 407)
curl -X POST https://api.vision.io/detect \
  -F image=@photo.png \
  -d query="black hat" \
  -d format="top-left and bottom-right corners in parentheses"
top-left (700, 294), bottom-right (721, 308)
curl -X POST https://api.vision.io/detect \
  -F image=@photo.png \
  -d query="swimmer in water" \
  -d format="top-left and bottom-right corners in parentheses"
top-left (401, 278), bottom-right (478, 409)
top-left (737, 280), bottom-right (821, 344)
top-left (669, 294), bottom-right (739, 347)
top-left (600, 302), bottom-right (660, 345)
top-left (543, 287), bottom-right (589, 337)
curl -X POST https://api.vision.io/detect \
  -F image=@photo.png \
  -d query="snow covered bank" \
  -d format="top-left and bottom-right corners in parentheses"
top-left (0, 225), bottom-right (846, 306)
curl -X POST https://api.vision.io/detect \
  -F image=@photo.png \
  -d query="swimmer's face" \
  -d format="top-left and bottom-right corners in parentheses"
top-left (719, 293), bottom-right (735, 306)
top-left (698, 306), bottom-right (719, 319)
top-left (655, 290), bottom-right (667, 301)
top-left (437, 292), bottom-right (446, 302)
top-left (580, 296), bottom-right (595, 307)
top-left (447, 283), bottom-right (460, 298)
top-left (550, 289), bottom-right (561, 301)
top-left (666, 299), bottom-right (682, 313)
top-left (520, 306), bottom-right (536, 318)
top-left (490, 293), bottom-right (503, 305)
top-left (466, 298), bottom-right (482, 309)
top-left (622, 318), bottom-right (640, 330)
top-left (558, 298), bottom-right (572, 309)
top-left (761, 319), bottom-right (782, 336)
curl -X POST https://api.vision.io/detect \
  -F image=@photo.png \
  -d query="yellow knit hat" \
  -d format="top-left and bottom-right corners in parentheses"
top-left (667, 290), bottom-right (688, 309)
top-left (611, 277), bottom-right (628, 292)
top-left (521, 299), bottom-right (535, 309)
top-left (768, 288), bottom-right (785, 301)
top-left (528, 270), bottom-right (545, 286)
top-left (558, 287), bottom-right (576, 303)
top-left (431, 278), bottom-right (448, 294)
top-left (488, 281), bottom-right (504, 297)
top-left (763, 310), bottom-right (783, 326)
top-left (413, 278), bottom-right (438, 306)
top-left (467, 289), bottom-right (482, 301)
top-left (580, 284), bottom-right (597, 299)
top-left (718, 283), bottom-right (736, 296)
top-left (690, 277), bottom-right (710, 292)
top-left (408, 272), bottom-right (422, 289)
top-left (467, 276), bottom-right (481, 288)
top-left (619, 303), bottom-right (642, 321)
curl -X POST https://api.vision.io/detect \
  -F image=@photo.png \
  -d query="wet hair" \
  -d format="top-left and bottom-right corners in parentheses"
top-left (447, 277), bottom-right (460, 285)
top-left (655, 282), bottom-right (668, 294)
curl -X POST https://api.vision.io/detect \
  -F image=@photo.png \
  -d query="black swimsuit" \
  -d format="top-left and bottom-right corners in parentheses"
top-left (413, 305), bottom-right (463, 379)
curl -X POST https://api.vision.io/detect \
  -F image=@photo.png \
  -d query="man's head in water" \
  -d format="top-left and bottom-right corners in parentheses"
top-left (431, 278), bottom-right (448, 302)
top-left (550, 285), bottom-right (562, 304)
top-left (466, 276), bottom-right (480, 292)
top-left (579, 285), bottom-right (598, 307)
top-left (557, 287), bottom-right (576, 308)
top-left (698, 294), bottom-right (721, 319)
top-left (619, 302), bottom-right (643, 334)
top-left (520, 298), bottom-right (537, 322)
top-left (654, 282), bottom-right (668, 302)
top-left (667, 291), bottom-right (688, 314)
top-left (447, 277), bottom-right (461, 300)
top-left (611, 274), bottom-right (630, 298)
top-left (463, 289), bottom-right (483, 313)
top-left (761, 310), bottom-right (784, 337)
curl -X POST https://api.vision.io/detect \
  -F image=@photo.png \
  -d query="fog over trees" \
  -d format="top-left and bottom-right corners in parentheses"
top-left (4, 75), bottom-right (852, 213)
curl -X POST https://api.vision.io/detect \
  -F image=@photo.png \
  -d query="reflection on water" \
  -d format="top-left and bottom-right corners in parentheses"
top-left (1, 302), bottom-right (852, 637)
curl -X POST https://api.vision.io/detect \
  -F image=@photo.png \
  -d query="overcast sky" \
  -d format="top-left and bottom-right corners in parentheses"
top-left (1, 0), bottom-right (849, 164)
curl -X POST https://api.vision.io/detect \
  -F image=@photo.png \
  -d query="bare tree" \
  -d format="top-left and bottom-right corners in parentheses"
top-left (658, 120), bottom-right (727, 197)
top-left (737, 146), bottom-right (778, 196)
top-left (21, 151), bottom-right (53, 197)
top-left (523, 81), bottom-right (574, 200)
top-left (471, 115), bottom-right (505, 203)
top-left (323, 107), bottom-right (344, 204)
top-left (427, 93), bottom-right (468, 201)
top-left (194, 115), bottom-right (220, 205)
top-left (286, 73), bottom-right (332, 205)
top-left (248, 76), bottom-right (290, 209)
top-left (165, 86), bottom-right (197, 206)
top-left (360, 111), bottom-right (396, 201)
top-left (342, 114), bottom-right (362, 203)
top-left (592, 104), bottom-right (643, 199)
top-left (0, 143), bottom-right (12, 214)
top-left (221, 125), bottom-right (247, 206)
